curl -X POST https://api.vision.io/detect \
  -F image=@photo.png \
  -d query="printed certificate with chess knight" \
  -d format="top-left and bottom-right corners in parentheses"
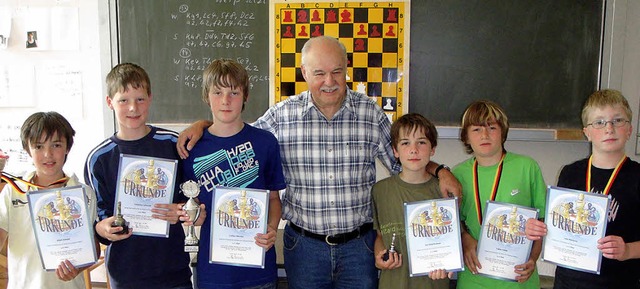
top-left (210, 186), bottom-right (270, 268)
top-left (27, 185), bottom-right (98, 270)
top-left (114, 154), bottom-right (178, 237)
top-left (476, 201), bottom-right (538, 281)
top-left (404, 197), bottom-right (464, 277)
top-left (541, 186), bottom-right (610, 274)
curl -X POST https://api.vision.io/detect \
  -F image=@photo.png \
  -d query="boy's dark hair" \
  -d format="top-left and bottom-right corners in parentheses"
top-left (106, 63), bottom-right (151, 98)
top-left (21, 111), bottom-right (75, 154)
top-left (202, 58), bottom-right (249, 109)
top-left (391, 113), bottom-right (438, 152)
top-left (460, 100), bottom-right (509, 155)
top-left (581, 89), bottom-right (632, 127)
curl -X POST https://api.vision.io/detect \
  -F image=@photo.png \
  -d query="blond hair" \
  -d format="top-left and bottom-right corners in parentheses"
top-left (460, 100), bottom-right (509, 154)
top-left (581, 89), bottom-right (632, 127)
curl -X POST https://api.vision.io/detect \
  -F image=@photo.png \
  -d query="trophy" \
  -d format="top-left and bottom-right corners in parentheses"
top-left (111, 201), bottom-right (129, 234)
top-left (382, 233), bottom-right (398, 261)
top-left (181, 180), bottom-right (201, 252)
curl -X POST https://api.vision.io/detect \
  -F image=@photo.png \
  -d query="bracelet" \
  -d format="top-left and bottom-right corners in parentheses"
top-left (435, 164), bottom-right (450, 178)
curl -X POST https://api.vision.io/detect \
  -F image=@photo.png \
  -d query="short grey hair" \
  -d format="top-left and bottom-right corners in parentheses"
top-left (300, 36), bottom-right (348, 66)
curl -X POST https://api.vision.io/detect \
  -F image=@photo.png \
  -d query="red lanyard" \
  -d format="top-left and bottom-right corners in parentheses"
top-left (1, 172), bottom-right (69, 194)
top-left (473, 154), bottom-right (505, 224)
top-left (586, 155), bottom-right (626, 195)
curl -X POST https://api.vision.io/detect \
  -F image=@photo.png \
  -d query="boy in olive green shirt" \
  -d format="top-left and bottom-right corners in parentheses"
top-left (372, 113), bottom-right (451, 289)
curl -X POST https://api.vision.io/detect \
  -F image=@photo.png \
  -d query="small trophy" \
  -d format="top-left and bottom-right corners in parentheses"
top-left (111, 201), bottom-right (129, 234)
top-left (382, 233), bottom-right (398, 261)
top-left (181, 180), bottom-right (201, 252)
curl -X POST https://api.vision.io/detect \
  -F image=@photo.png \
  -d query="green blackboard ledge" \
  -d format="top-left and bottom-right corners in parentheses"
top-left (436, 127), bottom-right (587, 142)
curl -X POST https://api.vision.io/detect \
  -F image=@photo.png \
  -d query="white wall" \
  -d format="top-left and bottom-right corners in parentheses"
top-left (0, 0), bottom-right (112, 179)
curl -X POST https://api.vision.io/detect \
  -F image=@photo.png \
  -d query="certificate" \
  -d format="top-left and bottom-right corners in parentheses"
top-left (210, 186), bottom-right (270, 268)
top-left (404, 198), bottom-right (464, 277)
top-left (27, 185), bottom-right (97, 271)
top-left (541, 186), bottom-right (609, 274)
top-left (114, 154), bottom-right (178, 237)
top-left (476, 201), bottom-right (538, 281)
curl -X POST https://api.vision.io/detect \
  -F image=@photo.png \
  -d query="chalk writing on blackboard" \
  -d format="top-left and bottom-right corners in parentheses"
top-left (170, 5), bottom-right (267, 90)
top-left (117, 1), bottom-right (269, 123)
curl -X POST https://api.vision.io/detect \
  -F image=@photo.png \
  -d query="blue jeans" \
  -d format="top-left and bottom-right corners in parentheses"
top-left (283, 224), bottom-right (378, 289)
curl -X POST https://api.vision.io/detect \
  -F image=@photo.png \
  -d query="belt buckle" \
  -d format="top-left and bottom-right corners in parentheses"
top-left (325, 234), bottom-right (338, 246)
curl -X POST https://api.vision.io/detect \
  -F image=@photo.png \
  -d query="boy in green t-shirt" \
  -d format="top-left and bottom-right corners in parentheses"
top-left (453, 100), bottom-right (546, 289)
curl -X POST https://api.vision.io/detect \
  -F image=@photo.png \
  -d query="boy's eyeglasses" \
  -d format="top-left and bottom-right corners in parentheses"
top-left (586, 118), bottom-right (630, 129)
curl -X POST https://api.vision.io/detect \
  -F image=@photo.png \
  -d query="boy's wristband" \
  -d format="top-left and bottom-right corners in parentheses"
top-left (435, 164), bottom-right (450, 178)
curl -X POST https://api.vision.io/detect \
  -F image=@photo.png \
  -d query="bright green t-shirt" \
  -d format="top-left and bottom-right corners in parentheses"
top-left (453, 152), bottom-right (546, 289)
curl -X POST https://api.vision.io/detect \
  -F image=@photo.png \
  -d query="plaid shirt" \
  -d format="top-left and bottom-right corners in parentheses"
top-left (253, 89), bottom-right (399, 235)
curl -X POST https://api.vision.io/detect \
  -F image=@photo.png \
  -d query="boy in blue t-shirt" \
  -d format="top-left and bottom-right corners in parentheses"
top-left (181, 58), bottom-right (286, 289)
top-left (84, 63), bottom-right (192, 289)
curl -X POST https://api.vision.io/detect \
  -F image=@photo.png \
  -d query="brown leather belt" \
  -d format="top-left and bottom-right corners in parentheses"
top-left (289, 222), bottom-right (373, 245)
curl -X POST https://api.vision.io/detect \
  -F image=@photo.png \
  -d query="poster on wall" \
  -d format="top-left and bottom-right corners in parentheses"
top-left (13, 7), bottom-right (79, 51)
top-left (271, 0), bottom-right (410, 122)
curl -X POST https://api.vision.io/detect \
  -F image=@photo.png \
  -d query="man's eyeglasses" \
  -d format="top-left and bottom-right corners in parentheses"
top-left (586, 118), bottom-right (630, 129)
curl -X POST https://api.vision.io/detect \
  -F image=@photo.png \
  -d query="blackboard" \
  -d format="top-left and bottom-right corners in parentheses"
top-left (116, 0), bottom-right (603, 129)
top-left (409, 0), bottom-right (604, 128)
top-left (116, 0), bottom-right (269, 123)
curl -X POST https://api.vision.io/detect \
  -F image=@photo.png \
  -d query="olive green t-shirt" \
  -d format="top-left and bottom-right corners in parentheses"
top-left (372, 174), bottom-right (450, 289)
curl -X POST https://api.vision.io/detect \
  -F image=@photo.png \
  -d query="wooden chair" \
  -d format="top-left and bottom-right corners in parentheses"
top-left (83, 244), bottom-right (110, 289)
top-left (0, 253), bottom-right (6, 269)
top-left (1, 242), bottom-right (8, 289)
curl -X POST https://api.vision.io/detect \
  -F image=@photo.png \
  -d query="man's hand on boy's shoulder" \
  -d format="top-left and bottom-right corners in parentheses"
top-left (437, 169), bottom-right (462, 201)
top-left (177, 120), bottom-right (212, 159)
